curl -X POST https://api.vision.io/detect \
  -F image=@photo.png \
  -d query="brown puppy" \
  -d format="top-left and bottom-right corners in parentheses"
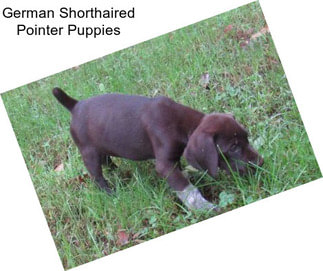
top-left (53, 88), bottom-right (263, 211)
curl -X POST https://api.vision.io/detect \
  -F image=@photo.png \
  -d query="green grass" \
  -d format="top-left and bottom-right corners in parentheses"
top-left (1, 2), bottom-right (321, 269)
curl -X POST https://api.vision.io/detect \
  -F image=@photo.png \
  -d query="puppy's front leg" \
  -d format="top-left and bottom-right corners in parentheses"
top-left (156, 160), bottom-right (218, 211)
top-left (80, 147), bottom-right (112, 193)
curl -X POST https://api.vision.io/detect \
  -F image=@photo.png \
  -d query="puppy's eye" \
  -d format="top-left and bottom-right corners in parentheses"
top-left (229, 144), bottom-right (240, 152)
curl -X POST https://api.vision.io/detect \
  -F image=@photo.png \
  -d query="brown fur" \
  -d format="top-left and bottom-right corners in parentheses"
top-left (53, 88), bottom-right (263, 194)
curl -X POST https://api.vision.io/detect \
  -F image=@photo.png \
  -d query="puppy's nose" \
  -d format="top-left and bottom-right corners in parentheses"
top-left (248, 156), bottom-right (264, 169)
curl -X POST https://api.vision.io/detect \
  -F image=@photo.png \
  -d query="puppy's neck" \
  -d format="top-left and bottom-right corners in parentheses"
top-left (182, 109), bottom-right (204, 139)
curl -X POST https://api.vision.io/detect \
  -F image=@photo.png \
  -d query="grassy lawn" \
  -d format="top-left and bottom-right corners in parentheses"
top-left (2, 2), bottom-right (321, 269)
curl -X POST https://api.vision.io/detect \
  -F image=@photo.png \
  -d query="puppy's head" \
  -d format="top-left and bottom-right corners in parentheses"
top-left (183, 113), bottom-right (263, 177)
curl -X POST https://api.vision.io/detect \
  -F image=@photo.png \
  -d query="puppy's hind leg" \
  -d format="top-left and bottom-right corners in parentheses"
top-left (80, 147), bottom-right (112, 194)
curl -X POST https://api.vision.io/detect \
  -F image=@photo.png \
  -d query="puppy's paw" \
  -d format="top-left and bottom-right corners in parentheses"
top-left (104, 186), bottom-right (113, 195)
top-left (96, 179), bottom-right (113, 194)
top-left (211, 205), bottom-right (221, 213)
top-left (176, 184), bottom-right (220, 212)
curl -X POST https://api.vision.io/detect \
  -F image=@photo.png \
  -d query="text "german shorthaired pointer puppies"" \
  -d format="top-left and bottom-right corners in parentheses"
top-left (53, 88), bottom-right (263, 211)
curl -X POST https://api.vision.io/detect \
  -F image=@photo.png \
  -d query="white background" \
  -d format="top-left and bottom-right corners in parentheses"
top-left (0, 0), bottom-right (322, 270)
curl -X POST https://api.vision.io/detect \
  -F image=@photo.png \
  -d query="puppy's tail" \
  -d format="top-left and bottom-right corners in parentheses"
top-left (52, 87), bottom-right (78, 112)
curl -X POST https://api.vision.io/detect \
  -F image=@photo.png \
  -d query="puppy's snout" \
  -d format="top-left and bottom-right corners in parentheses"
top-left (248, 156), bottom-right (264, 168)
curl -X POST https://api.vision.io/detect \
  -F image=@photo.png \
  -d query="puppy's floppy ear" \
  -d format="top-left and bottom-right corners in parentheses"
top-left (183, 114), bottom-right (221, 178)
